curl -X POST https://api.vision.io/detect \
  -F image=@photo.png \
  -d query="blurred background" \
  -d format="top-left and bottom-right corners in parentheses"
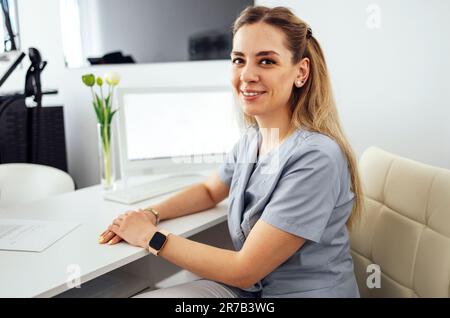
top-left (0, 0), bottom-right (448, 189)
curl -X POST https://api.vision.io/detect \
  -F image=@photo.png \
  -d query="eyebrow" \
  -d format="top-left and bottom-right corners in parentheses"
top-left (230, 50), bottom-right (280, 57)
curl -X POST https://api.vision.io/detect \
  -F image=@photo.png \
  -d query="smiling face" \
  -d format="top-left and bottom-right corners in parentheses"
top-left (231, 22), bottom-right (304, 122)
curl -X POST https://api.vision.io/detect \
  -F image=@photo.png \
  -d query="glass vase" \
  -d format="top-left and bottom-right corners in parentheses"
top-left (97, 122), bottom-right (116, 191)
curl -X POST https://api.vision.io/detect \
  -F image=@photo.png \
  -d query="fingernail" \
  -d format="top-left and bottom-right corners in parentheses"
top-left (108, 240), bottom-right (113, 245)
top-left (99, 236), bottom-right (104, 243)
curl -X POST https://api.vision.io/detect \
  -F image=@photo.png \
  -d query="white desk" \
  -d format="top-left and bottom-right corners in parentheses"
top-left (0, 185), bottom-right (227, 298)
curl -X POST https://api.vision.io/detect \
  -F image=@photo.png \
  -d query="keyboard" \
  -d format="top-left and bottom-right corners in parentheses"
top-left (103, 174), bottom-right (205, 204)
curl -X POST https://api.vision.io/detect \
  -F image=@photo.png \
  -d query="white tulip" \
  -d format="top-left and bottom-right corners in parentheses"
top-left (104, 71), bottom-right (121, 86)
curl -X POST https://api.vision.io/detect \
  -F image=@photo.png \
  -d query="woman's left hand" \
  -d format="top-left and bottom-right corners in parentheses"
top-left (108, 211), bottom-right (157, 248)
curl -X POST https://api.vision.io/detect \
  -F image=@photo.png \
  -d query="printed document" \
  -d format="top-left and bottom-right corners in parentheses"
top-left (0, 219), bottom-right (80, 252)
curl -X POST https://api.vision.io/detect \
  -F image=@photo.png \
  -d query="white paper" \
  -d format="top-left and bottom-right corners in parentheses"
top-left (0, 219), bottom-right (80, 252)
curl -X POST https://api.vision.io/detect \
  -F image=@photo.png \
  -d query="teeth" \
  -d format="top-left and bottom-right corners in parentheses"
top-left (242, 91), bottom-right (262, 97)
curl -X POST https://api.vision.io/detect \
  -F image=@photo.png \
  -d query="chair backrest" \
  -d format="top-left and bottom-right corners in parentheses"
top-left (0, 163), bottom-right (75, 207)
top-left (351, 147), bottom-right (450, 297)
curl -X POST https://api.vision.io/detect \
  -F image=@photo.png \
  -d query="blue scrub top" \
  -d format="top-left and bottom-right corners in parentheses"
top-left (218, 127), bottom-right (360, 298)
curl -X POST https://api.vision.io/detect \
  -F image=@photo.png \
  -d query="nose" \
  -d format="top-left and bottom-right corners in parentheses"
top-left (240, 63), bottom-right (259, 83)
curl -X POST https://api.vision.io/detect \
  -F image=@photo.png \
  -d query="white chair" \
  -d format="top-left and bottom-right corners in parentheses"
top-left (351, 147), bottom-right (450, 297)
top-left (0, 163), bottom-right (75, 207)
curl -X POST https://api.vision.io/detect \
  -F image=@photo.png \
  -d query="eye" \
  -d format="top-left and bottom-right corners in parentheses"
top-left (260, 59), bottom-right (276, 65)
top-left (232, 58), bottom-right (244, 65)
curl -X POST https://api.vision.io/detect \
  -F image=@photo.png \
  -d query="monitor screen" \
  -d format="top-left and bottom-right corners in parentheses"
top-left (120, 88), bottom-right (241, 165)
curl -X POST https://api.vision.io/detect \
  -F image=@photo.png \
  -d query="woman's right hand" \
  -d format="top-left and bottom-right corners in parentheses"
top-left (98, 227), bottom-right (123, 245)
top-left (98, 209), bottom-right (157, 245)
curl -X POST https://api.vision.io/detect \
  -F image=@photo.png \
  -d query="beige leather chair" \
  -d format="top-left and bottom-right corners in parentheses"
top-left (0, 163), bottom-right (75, 208)
top-left (351, 147), bottom-right (450, 297)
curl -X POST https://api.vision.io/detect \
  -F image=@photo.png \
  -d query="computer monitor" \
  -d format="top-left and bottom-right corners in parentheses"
top-left (116, 86), bottom-right (242, 180)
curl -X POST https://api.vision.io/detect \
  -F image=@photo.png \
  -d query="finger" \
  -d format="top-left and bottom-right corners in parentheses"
top-left (107, 235), bottom-right (123, 245)
top-left (113, 218), bottom-right (123, 226)
top-left (108, 224), bottom-right (116, 232)
top-left (99, 231), bottom-right (115, 244)
top-left (110, 224), bottom-right (121, 235)
top-left (113, 215), bottom-right (125, 224)
top-left (120, 212), bottom-right (132, 220)
top-left (98, 229), bottom-right (110, 243)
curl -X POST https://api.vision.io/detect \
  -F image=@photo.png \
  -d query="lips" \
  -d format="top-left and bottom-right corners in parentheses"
top-left (240, 89), bottom-right (266, 98)
top-left (241, 89), bottom-right (265, 96)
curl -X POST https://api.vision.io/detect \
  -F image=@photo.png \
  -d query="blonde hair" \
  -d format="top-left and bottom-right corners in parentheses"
top-left (233, 6), bottom-right (362, 229)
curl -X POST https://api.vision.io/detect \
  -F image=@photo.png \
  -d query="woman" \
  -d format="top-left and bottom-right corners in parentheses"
top-left (99, 6), bottom-right (362, 298)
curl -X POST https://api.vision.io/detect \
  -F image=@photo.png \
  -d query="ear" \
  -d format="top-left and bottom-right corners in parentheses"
top-left (294, 57), bottom-right (310, 88)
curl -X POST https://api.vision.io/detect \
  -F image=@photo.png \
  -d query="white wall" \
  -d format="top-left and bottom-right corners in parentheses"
top-left (260, 0), bottom-right (450, 169)
top-left (2, 0), bottom-right (450, 188)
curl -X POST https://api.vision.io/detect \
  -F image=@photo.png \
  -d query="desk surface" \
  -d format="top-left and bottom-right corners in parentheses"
top-left (0, 185), bottom-right (227, 298)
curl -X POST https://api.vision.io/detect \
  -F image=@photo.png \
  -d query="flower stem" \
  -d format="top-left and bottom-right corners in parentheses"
top-left (103, 144), bottom-right (111, 186)
top-left (110, 85), bottom-right (114, 111)
top-left (102, 124), bottom-right (112, 187)
top-left (90, 87), bottom-right (96, 106)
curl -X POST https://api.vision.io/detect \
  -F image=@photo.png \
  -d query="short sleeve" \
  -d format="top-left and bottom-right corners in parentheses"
top-left (260, 143), bottom-right (342, 243)
top-left (218, 141), bottom-right (239, 186)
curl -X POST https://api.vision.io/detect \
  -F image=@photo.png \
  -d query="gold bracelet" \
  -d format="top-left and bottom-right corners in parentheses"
top-left (143, 207), bottom-right (160, 226)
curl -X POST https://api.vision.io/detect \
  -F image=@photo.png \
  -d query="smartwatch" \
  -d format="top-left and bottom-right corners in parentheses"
top-left (148, 229), bottom-right (171, 255)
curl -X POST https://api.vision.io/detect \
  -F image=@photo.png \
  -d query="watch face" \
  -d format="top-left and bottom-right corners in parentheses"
top-left (149, 231), bottom-right (166, 250)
